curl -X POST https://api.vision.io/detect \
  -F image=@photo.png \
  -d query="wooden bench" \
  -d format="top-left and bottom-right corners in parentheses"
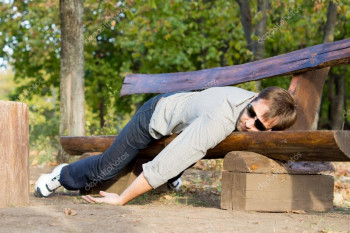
top-left (61, 38), bottom-right (350, 211)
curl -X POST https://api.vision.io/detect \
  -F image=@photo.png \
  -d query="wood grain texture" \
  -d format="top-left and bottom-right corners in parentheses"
top-left (223, 151), bottom-right (334, 174)
top-left (288, 68), bottom-right (330, 130)
top-left (222, 172), bottom-right (334, 212)
top-left (121, 38), bottom-right (350, 96)
top-left (61, 130), bottom-right (350, 161)
top-left (0, 101), bottom-right (29, 208)
top-left (220, 171), bottom-right (234, 210)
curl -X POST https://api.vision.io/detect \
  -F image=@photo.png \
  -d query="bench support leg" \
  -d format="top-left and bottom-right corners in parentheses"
top-left (221, 151), bottom-right (334, 212)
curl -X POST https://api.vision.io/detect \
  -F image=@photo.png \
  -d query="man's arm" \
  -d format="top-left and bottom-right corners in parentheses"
top-left (82, 172), bottom-right (151, 205)
top-left (142, 113), bottom-right (236, 189)
top-left (83, 113), bottom-right (236, 205)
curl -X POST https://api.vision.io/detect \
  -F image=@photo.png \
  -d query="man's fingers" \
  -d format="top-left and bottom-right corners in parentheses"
top-left (99, 191), bottom-right (108, 196)
top-left (100, 191), bottom-right (119, 198)
top-left (82, 195), bottom-right (93, 203)
top-left (82, 195), bottom-right (100, 204)
top-left (82, 195), bottom-right (95, 203)
top-left (82, 193), bottom-right (120, 205)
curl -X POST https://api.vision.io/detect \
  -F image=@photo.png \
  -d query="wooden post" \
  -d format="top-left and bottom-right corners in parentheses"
top-left (0, 101), bottom-right (29, 208)
top-left (288, 68), bottom-right (330, 130)
top-left (221, 151), bottom-right (334, 212)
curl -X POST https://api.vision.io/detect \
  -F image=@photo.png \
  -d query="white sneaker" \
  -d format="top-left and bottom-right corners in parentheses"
top-left (34, 163), bottom-right (68, 197)
top-left (167, 178), bottom-right (183, 191)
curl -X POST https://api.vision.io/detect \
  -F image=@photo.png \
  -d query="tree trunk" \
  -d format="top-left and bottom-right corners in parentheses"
top-left (236, 0), bottom-right (269, 91)
top-left (323, 1), bottom-right (338, 43)
top-left (236, 0), bottom-right (253, 52)
top-left (98, 81), bottom-right (105, 128)
top-left (252, 0), bottom-right (269, 91)
top-left (322, 0), bottom-right (342, 130)
top-left (328, 69), bottom-right (345, 129)
top-left (58, 0), bottom-right (85, 163)
top-left (52, 85), bottom-right (56, 118)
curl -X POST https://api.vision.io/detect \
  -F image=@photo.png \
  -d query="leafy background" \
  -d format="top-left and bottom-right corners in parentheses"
top-left (0, 0), bottom-right (349, 205)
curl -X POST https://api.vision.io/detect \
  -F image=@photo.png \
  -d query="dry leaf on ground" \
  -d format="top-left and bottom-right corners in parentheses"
top-left (164, 195), bottom-right (173, 200)
top-left (64, 208), bottom-right (77, 216)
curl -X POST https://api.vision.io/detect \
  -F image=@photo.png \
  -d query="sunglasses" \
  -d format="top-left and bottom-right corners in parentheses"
top-left (246, 103), bottom-right (268, 131)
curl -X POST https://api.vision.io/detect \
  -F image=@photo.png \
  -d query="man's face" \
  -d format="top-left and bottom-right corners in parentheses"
top-left (236, 98), bottom-right (279, 132)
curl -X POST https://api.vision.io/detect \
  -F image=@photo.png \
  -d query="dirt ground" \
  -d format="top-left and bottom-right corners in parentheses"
top-left (0, 164), bottom-right (349, 233)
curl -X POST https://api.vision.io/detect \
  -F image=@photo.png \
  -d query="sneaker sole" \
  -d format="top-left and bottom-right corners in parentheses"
top-left (34, 187), bottom-right (45, 198)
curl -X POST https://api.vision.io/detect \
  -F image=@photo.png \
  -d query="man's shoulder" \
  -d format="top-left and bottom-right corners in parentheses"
top-left (203, 86), bottom-right (256, 98)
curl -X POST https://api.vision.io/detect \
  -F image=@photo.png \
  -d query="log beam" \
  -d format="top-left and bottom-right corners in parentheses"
top-left (223, 151), bottom-right (334, 174)
top-left (121, 38), bottom-right (350, 96)
top-left (60, 130), bottom-right (350, 161)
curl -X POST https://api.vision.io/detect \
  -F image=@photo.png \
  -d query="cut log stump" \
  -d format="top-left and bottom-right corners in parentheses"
top-left (221, 151), bottom-right (334, 212)
top-left (0, 101), bottom-right (29, 208)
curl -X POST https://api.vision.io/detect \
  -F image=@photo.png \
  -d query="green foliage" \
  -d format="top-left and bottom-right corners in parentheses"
top-left (0, 0), bottom-right (350, 163)
top-left (0, 69), bottom-right (15, 100)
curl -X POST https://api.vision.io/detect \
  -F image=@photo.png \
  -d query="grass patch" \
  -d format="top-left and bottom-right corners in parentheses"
top-left (129, 187), bottom-right (220, 208)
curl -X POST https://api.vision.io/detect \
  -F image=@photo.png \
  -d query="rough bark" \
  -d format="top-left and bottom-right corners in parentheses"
top-left (323, 1), bottom-right (338, 44)
top-left (60, 130), bottom-right (350, 161)
top-left (328, 69), bottom-right (345, 129)
top-left (236, 0), bottom-right (269, 91)
top-left (235, 0), bottom-right (253, 51)
top-left (322, 1), bottom-right (343, 130)
top-left (98, 81), bottom-right (105, 128)
top-left (313, 0), bottom-right (338, 130)
top-left (252, 0), bottom-right (269, 91)
top-left (58, 0), bottom-right (85, 163)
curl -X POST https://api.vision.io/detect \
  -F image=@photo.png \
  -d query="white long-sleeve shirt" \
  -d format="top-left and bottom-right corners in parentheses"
top-left (142, 86), bottom-right (256, 188)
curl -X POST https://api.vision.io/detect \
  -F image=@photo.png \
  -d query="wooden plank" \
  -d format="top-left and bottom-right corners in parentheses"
top-left (223, 151), bottom-right (334, 174)
top-left (287, 68), bottom-right (332, 177)
top-left (288, 68), bottom-right (330, 130)
top-left (60, 130), bottom-right (350, 161)
top-left (228, 173), bottom-right (334, 212)
top-left (0, 101), bottom-right (29, 208)
top-left (121, 38), bottom-right (350, 96)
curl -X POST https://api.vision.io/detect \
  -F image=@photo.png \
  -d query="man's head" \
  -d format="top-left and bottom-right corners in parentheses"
top-left (236, 86), bottom-right (297, 132)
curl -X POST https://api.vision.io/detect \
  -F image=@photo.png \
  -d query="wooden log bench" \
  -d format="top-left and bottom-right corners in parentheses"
top-left (61, 38), bottom-right (350, 211)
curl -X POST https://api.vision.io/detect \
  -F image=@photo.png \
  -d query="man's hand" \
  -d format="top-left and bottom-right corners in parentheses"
top-left (82, 172), bottom-right (152, 206)
top-left (82, 191), bottom-right (123, 205)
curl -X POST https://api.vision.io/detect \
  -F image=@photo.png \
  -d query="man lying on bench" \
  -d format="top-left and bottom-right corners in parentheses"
top-left (34, 86), bottom-right (297, 205)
